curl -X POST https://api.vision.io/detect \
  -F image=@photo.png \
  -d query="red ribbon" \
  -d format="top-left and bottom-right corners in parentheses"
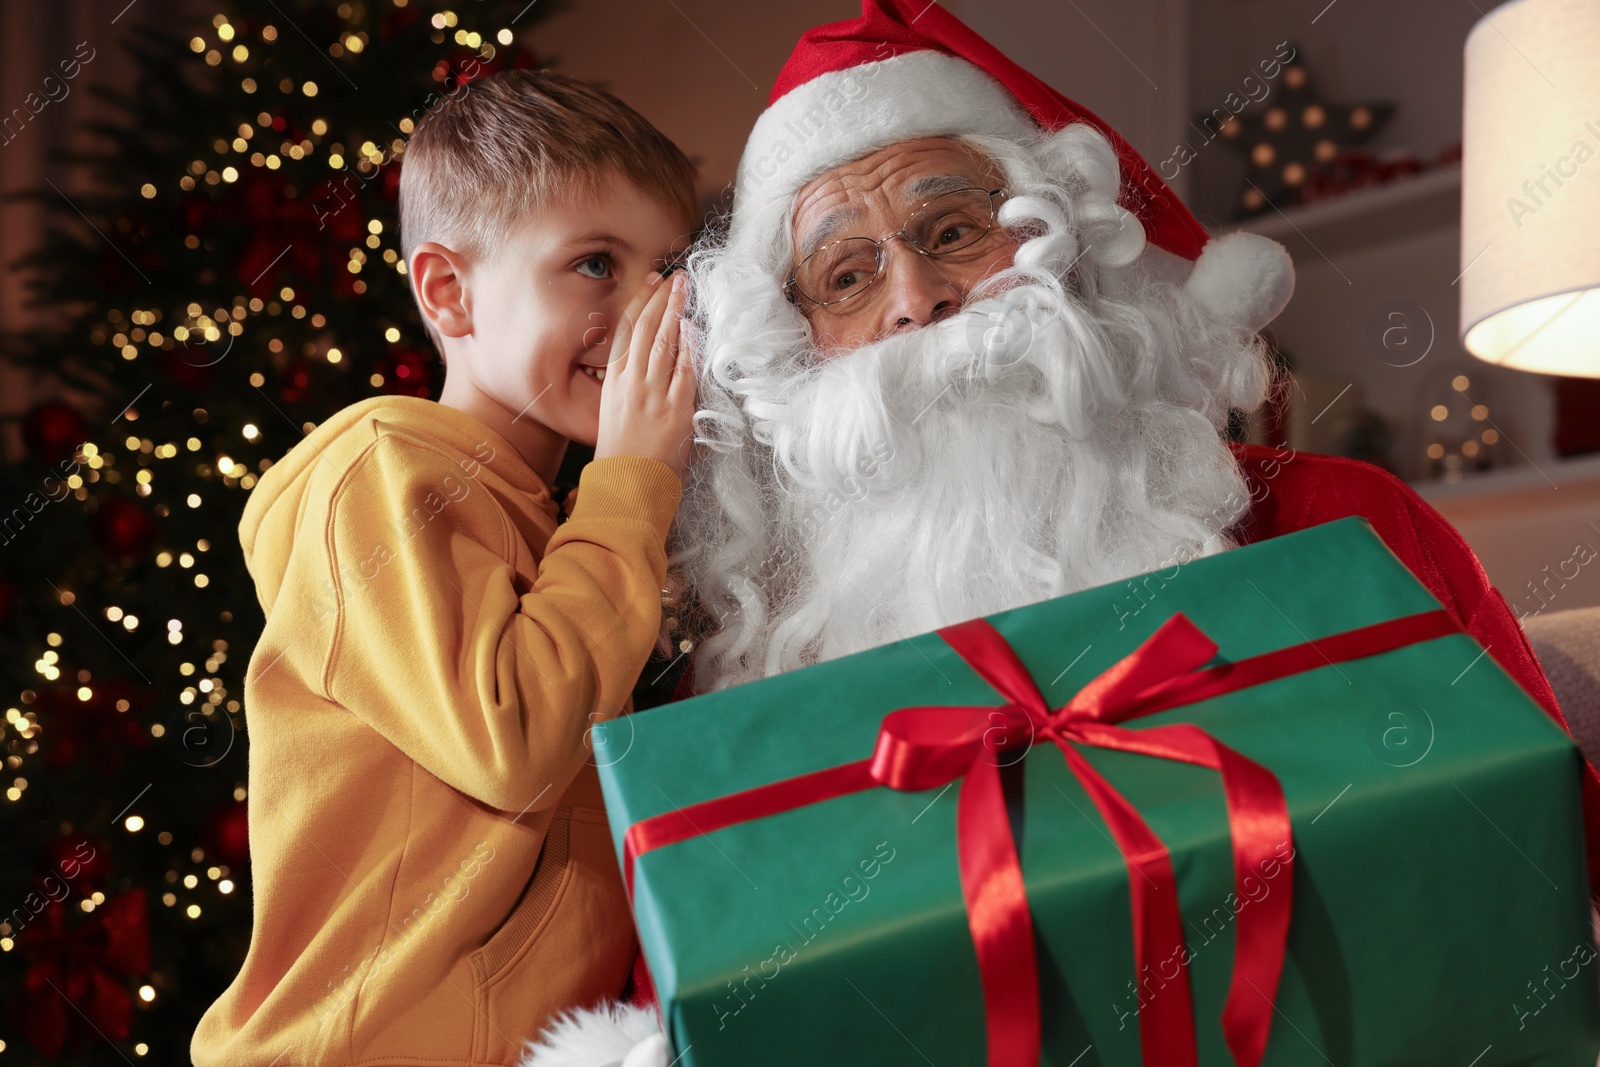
top-left (625, 608), bottom-right (1461, 1066)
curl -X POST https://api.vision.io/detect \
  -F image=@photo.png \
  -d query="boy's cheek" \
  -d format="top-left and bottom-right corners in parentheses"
top-left (563, 295), bottom-right (611, 353)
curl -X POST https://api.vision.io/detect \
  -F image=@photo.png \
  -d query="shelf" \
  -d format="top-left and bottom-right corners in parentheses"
top-left (1219, 165), bottom-right (1463, 262)
top-left (1413, 450), bottom-right (1600, 509)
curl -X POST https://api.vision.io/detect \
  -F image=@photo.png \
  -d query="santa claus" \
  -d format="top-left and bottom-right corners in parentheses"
top-left (524, 1), bottom-right (1598, 1064)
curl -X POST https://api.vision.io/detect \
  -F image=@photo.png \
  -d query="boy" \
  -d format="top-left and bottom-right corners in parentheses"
top-left (191, 71), bottom-right (698, 1066)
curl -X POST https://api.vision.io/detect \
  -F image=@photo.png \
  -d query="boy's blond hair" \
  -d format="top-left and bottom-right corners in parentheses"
top-left (399, 69), bottom-right (699, 355)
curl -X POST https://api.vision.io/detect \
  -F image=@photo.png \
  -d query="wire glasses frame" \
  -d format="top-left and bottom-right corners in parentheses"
top-left (785, 187), bottom-right (1008, 308)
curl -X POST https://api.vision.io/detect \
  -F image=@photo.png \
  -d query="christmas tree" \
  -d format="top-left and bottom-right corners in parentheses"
top-left (0, 2), bottom-right (567, 1060)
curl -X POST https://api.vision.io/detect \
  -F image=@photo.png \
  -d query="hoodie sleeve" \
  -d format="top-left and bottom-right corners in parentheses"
top-left (316, 433), bottom-right (680, 813)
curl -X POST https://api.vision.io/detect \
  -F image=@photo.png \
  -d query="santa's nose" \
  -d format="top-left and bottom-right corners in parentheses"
top-left (876, 241), bottom-right (964, 334)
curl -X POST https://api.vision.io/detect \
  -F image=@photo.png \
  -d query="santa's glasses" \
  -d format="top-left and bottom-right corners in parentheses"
top-left (785, 187), bottom-right (1007, 308)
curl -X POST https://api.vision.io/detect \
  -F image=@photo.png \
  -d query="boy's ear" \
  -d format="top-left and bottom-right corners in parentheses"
top-left (410, 242), bottom-right (473, 339)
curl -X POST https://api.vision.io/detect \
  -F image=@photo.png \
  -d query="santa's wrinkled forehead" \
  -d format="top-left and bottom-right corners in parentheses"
top-left (789, 136), bottom-right (1005, 258)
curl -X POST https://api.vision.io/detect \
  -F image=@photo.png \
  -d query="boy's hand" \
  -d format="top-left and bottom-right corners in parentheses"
top-left (594, 271), bottom-right (696, 479)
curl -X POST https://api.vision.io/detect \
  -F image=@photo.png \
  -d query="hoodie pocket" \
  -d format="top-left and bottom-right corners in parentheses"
top-left (470, 804), bottom-right (636, 1064)
top-left (470, 806), bottom-right (572, 985)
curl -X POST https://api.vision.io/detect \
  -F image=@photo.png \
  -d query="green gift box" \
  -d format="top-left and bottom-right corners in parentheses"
top-left (594, 517), bottom-right (1600, 1066)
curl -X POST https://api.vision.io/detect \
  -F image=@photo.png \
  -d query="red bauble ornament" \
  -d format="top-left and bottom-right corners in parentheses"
top-left (23, 402), bottom-right (89, 465)
top-left (42, 833), bottom-right (113, 894)
top-left (91, 496), bottom-right (158, 562)
top-left (278, 357), bottom-right (316, 405)
top-left (379, 1), bottom-right (421, 38)
top-left (161, 346), bottom-right (218, 394)
top-left (204, 801), bottom-right (250, 869)
top-left (228, 168), bottom-right (360, 297)
top-left (19, 889), bottom-right (149, 1060)
top-left (378, 346), bottom-right (437, 398)
top-left (181, 191), bottom-right (215, 234)
top-left (38, 678), bottom-right (150, 773)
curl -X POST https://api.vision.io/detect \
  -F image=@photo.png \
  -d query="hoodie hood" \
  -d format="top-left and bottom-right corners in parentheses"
top-left (238, 395), bottom-right (547, 615)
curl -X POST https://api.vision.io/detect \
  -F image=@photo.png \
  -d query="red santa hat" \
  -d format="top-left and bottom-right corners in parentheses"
top-left (732, 0), bottom-right (1293, 332)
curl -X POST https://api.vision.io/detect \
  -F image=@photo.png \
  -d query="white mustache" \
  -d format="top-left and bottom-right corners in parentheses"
top-left (762, 281), bottom-right (1129, 495)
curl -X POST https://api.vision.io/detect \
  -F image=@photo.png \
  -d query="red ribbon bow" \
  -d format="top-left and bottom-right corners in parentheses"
top-left (624, 608), bottom-right (1460, 1066)
top-left (870, 614), bottom-right (1291, 1067)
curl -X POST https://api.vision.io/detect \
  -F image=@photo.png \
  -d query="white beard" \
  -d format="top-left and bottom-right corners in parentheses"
top-left (731, 287), bottom-right (1247, 682)
top-left (676, 128), bottom-right (1269, 691)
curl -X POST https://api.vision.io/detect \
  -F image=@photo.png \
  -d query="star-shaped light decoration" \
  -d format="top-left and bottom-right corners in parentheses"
top-left (1209, 44), bottom-right (1394, 218)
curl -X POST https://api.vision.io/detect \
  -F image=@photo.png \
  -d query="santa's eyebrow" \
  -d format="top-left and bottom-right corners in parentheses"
top-left (796, 173), bottom-right (988, 259)
top-left (904, 173), bottom-right (987, 200)
top-left (797, 205), bottom-right (862, 259)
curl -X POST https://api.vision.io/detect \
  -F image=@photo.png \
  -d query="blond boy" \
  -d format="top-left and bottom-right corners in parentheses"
top-left (192, 71), bottom-right (697, 1066)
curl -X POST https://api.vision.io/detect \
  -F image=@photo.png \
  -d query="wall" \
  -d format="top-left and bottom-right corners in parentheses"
top-left (960, 0), bottom-right (1191, 196)
top-left (527, 0), bottom-right (860, 208)
top-left (1259, 221), bottom-right (1556, 477)
top-left (1185, 0), bottom-right (1482, 226)
top-left (1203, 0), bottom-right (1560, 487)
top-left (1423, 455), bottom-right (1600, 621)
top-left (531, 0), bottom-right (1191, 207)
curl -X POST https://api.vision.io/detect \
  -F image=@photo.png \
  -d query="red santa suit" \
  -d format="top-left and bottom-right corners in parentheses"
top-left (1230, 442), bottom-right (1600, 886)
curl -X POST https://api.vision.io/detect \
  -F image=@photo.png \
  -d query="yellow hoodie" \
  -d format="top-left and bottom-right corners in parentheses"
top-left (191, 395), bottom-right (680, 1066)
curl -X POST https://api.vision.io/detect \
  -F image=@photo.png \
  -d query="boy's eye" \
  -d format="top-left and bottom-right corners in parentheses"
top-left (575, 255), bottom-right (612, 280)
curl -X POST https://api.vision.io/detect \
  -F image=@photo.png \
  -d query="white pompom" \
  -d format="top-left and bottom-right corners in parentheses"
top-left (518, 1001), bottom-right (666, 1067)
top-left (1182, 231), bottom-right (1295, 332)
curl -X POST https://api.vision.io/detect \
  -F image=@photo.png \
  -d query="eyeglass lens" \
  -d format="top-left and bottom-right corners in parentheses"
top-left (794, 188), bottom-right (996, 305)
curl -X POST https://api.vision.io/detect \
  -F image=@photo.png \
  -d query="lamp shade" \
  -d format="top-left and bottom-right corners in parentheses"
top-left (1461, 0), bottom-right (1600, 375)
